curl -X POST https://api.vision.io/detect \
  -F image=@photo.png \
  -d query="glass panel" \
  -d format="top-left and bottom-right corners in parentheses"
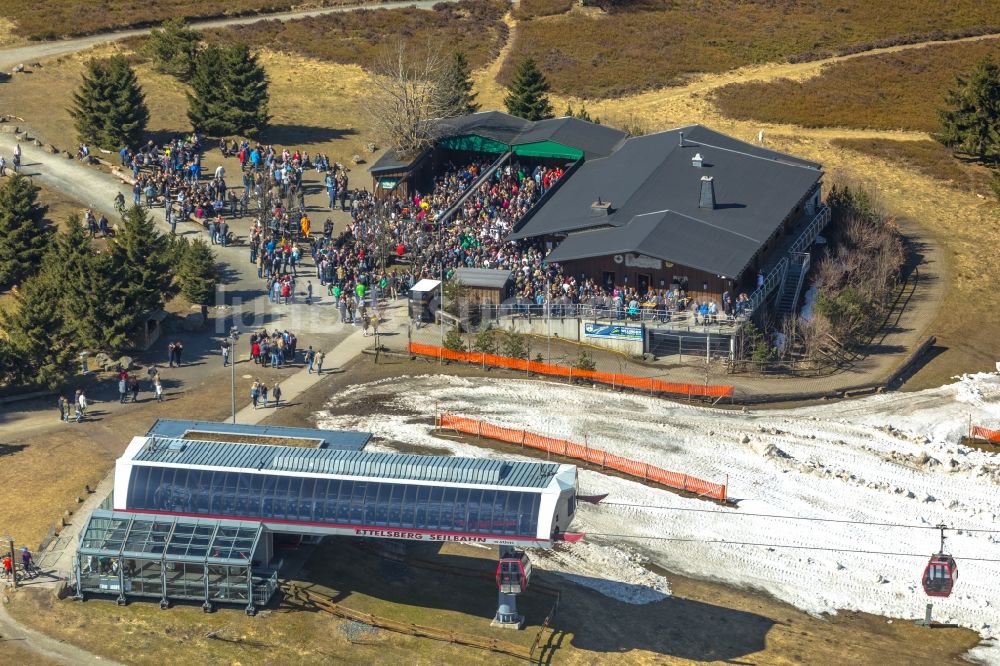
top-left (399, 485), bottom-right (416, 527)
top-left (336, 480), bottom-right (353, 523)
top-left (127, 468), bottom-right (148, 509)
top-left (465, 489), bottom-right (483, 533)
top-left (350, 482), bottom-right (367, 524)
top-left (260, 475), bottom-right (277, 517)
top-left (439, 488), bottom-right (456, 531)
top-left (372, 483), bottom-right (390, 526)
top-left (299, 478), bottom-right (317, 521)
top-left (477, 490), bottom-right (495, 533)
top-left (285, 478), bottom-right (303, 520)
top-left (313, 479), bottom-right (330, 520)
top-left (426, 487), bottom-right (443, 530)
top-left (415, 486), bottom-right (431, 529)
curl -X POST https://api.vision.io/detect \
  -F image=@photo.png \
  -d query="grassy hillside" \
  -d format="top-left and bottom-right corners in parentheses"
top-left (500, 1), bottom-right (1000, 98)
top-left (0, 0), bottom-right (379, 41)
top-left (205, 0), bottom-right (508, 70)
top-left (711, 39), bottom-right (1000, 132)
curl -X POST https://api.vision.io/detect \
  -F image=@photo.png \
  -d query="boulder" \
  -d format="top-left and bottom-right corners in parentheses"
top-left (45, 143), bottom-right (58, 154)
top-left (115, 355), bottom-right (134, 370)
top-left (0, 125), bottom-right (18, 134)
top-left (180, 310), bottom-right (205, 331)
top-left (94, 352), bottom-right (113, 370)
top-left (351, 154), bottom-right (364, 165)
top-left (32, 138), bottom-right (42, 147)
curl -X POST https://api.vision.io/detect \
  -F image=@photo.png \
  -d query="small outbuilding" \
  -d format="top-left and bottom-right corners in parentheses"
top-left (452, 268), bottom-right (514, 309)
top-left (408, 278), bottom-right (442, 323)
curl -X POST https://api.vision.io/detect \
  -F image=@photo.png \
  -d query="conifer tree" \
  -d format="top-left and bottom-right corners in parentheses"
top-left (1, 268), bottom-right (79, 388)
top-left (187, 45), bottom-right (230, 136)
top-left (110, 205), bottom-right (177, 320)
top-left (438, 51), bottom-right (479, 117)
top-left (504, 58), bottom-right (554, 121)
top-left (69, 55), bottom-right (149, 149)
top-left (178, 238), bottom-right (218, 306)
top-left (143, 17), bottom-right (201, 81)
top-left (188, 43), bottom-right (270, 137)
top-left (0, 174), bottom-right (50, 288)
top-left (938, 56), bottom-right (1000, 163)
top-left (223, 43), bottom-right (270, 137)
top-left (71, 251), bottom-right (134, 351)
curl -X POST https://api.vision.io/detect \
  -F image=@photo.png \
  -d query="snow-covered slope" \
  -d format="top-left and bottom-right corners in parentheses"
top-left (317, 372), bottom-right (1000, 663)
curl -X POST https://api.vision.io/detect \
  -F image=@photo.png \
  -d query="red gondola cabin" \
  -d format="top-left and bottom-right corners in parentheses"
top-left (922, 554), bottom-right (957, 598)
top-left (496, 552), bottom-right (532, 595)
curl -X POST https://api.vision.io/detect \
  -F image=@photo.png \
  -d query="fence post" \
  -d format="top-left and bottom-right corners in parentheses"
top-left (706, 333), bottom-right (711, 363)
top-left (612, 373), bottom-right (616, 390)
top-left (683, 474), bottom-right (688, 492)
top-left (678, 336), bottom-right (683, 362)
top-left (568, 366), bottom-right (572, 384)
top-left (643, 463), bottom-right (650, 481)
top-left (477, 420), bottom-right (482, 439)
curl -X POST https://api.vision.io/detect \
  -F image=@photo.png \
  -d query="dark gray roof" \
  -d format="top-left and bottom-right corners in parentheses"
top-left (145, 419), bottom-right (369, 451)
top-left (452, 268), bottom-right (513, 289)
top-left (509, 124), bottom-right (822, 275)
top-left (131, 437), bottom-right (561, 489)
top-left (436, 110), bottom-right (532, 145)
top-left (544, 210), bottom-right (762, 278)
top-left (369, 111), bottom-right (628, 174)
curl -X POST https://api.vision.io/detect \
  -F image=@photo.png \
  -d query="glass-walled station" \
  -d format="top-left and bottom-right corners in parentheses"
top-left (75, 509), bottom-right (277, 614)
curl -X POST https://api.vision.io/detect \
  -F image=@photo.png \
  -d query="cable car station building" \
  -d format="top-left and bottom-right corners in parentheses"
top-left (75, 420), bottom-right (578, 625)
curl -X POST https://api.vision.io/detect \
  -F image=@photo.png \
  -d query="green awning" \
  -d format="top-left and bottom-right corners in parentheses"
top-left (512, 141), bottom-right (583, 160)
top-left (439, 134), bottom-right (510, 154)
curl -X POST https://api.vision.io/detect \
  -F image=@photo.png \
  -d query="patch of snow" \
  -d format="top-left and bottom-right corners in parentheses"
top-left (800, 286), bottom-right (817, 322)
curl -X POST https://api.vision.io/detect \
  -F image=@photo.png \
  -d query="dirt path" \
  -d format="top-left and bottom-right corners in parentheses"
top-left (0, 0), bottom-right (456, 71)
top-left (0, 598), bottom-right (122, 666)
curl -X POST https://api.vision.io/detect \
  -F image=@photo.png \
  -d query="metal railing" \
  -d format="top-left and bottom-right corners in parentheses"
top-left (482, 302), bottom-right (751, 327)
top-left (789, 204), bottom-right (831, 255)
top-left (746, 256), bottom-right (788, 315)
top-left (788, 251), bottom-right (811, 314)
top-left (433, 151), bottom-right (511, 227)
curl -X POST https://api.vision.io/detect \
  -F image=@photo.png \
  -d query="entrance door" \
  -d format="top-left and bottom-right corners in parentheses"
top-left (637, 274), bottom-right (651, 295)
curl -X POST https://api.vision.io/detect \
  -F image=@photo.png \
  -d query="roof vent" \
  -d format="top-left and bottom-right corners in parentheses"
top-left (591, 198), bottom-right (612, 217)
top-left (167, 441), bottom-right (187, 452)
top-left (699, 175), bottom-right (716, 209)
top-left (692, 152), bottom-right (703, 168)
top-left (678, 131), bottom-right (684, 147)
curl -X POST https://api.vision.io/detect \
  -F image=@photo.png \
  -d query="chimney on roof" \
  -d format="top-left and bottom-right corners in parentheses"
top-left (699, 176), bottom-right (716, 209)
top-left (692, 152), bottom-right (703, 168)
top-left (678, 131), bottom-right (684, 147)
top-left (591, 198), bottom-right (612, 217)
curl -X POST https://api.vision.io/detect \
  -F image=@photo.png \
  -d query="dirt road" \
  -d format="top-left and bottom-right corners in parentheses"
top-left (0, 0), bottom-right (454, 71)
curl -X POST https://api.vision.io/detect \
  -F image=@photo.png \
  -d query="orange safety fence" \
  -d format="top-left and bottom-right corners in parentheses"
top-left (438, 413), bottom-right (727, 502)
top-left (410, 342), bottom-right (734, 399)
top-left (971, 426), bottom-right (1000, 444)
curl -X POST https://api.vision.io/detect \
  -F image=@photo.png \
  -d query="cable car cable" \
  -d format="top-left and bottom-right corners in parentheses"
top-left (577, 532), bottom-right (1000, 562)
top-left (597, 501), bottom-right (1000, 534)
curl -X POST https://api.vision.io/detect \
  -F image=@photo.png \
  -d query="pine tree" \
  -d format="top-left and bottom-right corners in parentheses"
top-left (1, 269), bottom-right (80, 388)
top-left (938, 56), bottom-right (1000, 163)
top-left (143, 17), bottom-right (201, 81)
top-left (71, 251), bottom-right (134, 351)
top-left (0, 174), bottom-right (50, 288)
top-left (188, 43), bottom-right (270, 137)
top-left (223, 43), bottom-right (270, 137)
top-left (504, 58), bottom-right (554, 121)
top-left (110, 205), bottom-right (177, 319)
top-left (178, 238), bottom-right (218, 305)
top-left (187, 45), bottom-right (230, 136)
top-left (69, 55), bottom-right (149, 149)
top-left (438, 51), bottom-right (479, 117)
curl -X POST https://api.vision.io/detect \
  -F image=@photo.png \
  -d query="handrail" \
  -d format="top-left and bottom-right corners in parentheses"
top-left (746, 256), bottom-right (787, 315)
top-left (789, 204), bottom-right (831, 255)
top-left (789, 252), bottom-right (810, 315)
top-left (433, 150), bottom-right (510, 227)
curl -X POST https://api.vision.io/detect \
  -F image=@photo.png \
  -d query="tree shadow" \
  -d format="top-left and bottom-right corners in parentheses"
top-left (259, 125), bottom-right (357, 147)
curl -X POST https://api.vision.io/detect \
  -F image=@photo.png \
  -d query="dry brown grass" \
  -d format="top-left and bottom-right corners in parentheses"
top-left (831, 138), bottom-right (996, 195)
top-left (499, 0), bottom-right (1000, 98)
top-left (204, 0), bottom-right (508, 71)
top-left (0, 0), bottom-right (379, 41)
top-left (514, 0), bottom-right (574, 20)
top-left (712, 40), bottom-right (1000, 132)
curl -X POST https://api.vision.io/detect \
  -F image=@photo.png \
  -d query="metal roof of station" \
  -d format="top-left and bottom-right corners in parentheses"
top-left (79, 508), bottom-right (262, 565)
top-left (145, 419), bottom-right (370, 451)
top-left (131, 437), bottom-right (561, 489)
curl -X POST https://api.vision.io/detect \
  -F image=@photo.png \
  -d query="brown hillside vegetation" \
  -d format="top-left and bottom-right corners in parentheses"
top-left (499, 1), bottom-right (1000, 98)
top-left (514, 0), bottom-right (574, 20)
top-left (831, 139), bottom-right (996, 195)
top-left (712, 40), bottom-right (1000, 132)
top-left (204, 0), bottom-right (508, 70)
top-left (0, 0), bottom-right (377, 41)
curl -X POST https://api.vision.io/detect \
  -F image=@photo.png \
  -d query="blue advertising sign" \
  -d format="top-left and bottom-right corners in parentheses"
top-left (583, 323), bottom-right (643, 340)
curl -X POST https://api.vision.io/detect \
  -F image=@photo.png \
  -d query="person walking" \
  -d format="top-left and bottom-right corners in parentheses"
top-left (129, 376), bottom-right (140, 402)
top-left (167, 341), bottom-right (176, 368)
top-left (260, 382), bottom-right (269, 408)
top-left (175, 341), bottom-right (184, 366)
top-left (272, 383), bottom-right (282, 408)
top-left (305, 346), bottom-right (315, 373)
top-left (306, 281), bottom-right (313, 305)
top-left (57, 395), bottom-right (68, 422)
top-left (222, 340), bottom-right (231, 367)
top-left (250, 381), bottom-right (260, 410)
top-left (75, 389), bottom-right (86, 422)
top-left (154, 378), bottom-right (163, 402)
top-left (315, 350), bottom-right (325, 375)
top-left (20, 547), bottom-right (32, 577)
top-left (118, 377), bottom-right (128, 403)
